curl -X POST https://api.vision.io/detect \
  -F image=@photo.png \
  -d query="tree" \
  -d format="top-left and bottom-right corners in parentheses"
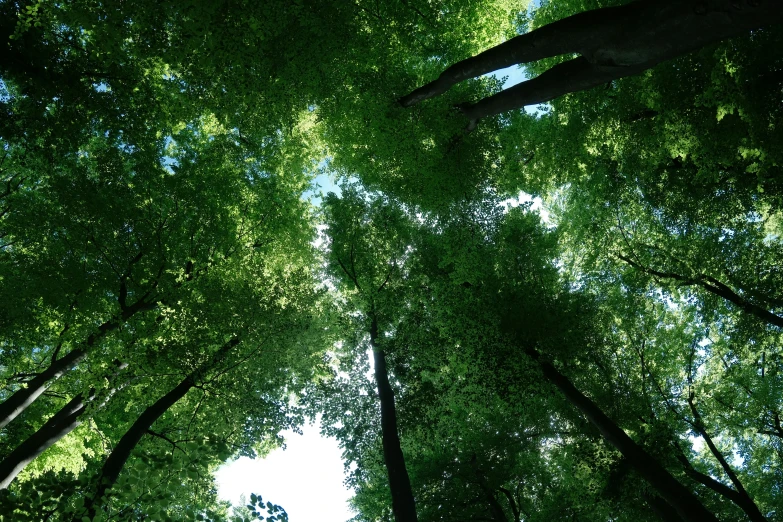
top-left (0, 101), bottom-right (323, 517)
top-left (0, 361), bottom-right (128, 489)
top-left (318, 195), bottom-right (726, 522)
top-left (400, 0), bottom-right (783, 127)
top-left (322, 184), bottom-right (419, 522)
top-left (80, 337), bottom-right (242, 519)
top-left (4, 0), bottom-right (783, 519)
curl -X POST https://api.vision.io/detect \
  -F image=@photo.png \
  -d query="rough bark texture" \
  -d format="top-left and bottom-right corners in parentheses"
top-left (370, 317), bottom-right (419, 522)
top-left (400, 0), bottom-right (783, 121)
top-left (82, 338), bottom-right (239, 519)
top-left (526, 348), bottom-right (719, 522)
top-left (0, 393), bottom-right (86, 489)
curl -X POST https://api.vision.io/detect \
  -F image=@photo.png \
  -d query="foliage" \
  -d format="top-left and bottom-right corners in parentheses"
top-left (1, 0), bottom-right (782, 520)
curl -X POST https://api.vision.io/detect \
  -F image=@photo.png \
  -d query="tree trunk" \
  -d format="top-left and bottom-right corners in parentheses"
top-left (644, 493), bottom-right (685, 522)
top-left (0, 348), bottom-right (87, 430)
top-left (82, 338), bottom-right (239, 519)
top-left (687, 395), bottom-right (768, 522)
top-left (398, 0), bottom-right (648, 107)
top-left (498, 487), bottom-right (520, 522)
top-left (525, 348), bottom-right (719, 522)
top-left (458, 57), bottom-right (645, 123)
top-left (0, 293), bottom-right (157, 430)
top-left (680, 462), bottom-right (750, 511)
top-left (0, 393), bottom-right (87, 489)
top-left (400, 0), bottom-right (783, 120)
top-left (370, 317), bottom-right (419, 522)
top-left (0, 363), bottom-right (128, 489)
top-left (471, 456), bottom-right (509, 522)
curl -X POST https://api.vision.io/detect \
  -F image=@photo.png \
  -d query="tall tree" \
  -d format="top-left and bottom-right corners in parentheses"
top-left (323, 184), bottom-right (419, 522)
top-left (400, 0), bottom-right (783, 127)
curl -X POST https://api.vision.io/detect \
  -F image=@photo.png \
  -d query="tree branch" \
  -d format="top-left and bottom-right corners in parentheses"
top-left (618, 254), bottom-right (783, 328)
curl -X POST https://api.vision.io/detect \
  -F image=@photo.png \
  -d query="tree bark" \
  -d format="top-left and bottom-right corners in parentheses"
top-left (0, 293), bottom-right (157, 430)
top-left (0, 347), bottom-right (87, 430)
top-left (82, 338), bottom-right (240, 518)
top-left (498, 487), bottom-right (520, 522)
top-left (400, 0), bottom-right (783, 120)
top-left (644, 493), bottom-right (685, 522)
top-left (458, 57), bottom-right (645, 123)
top-left (399, 0), bottom-right (650, 107)
top-left (525, 348), bottom-right (719, 522)
top-left (471, 456), bottom-right (509, 522)
top-left (0, 393), bottom-right (87, 489)
top-left (370, 317), bottom-right (419, 522)
top-left (680, 460), bottom-right (748, 508)
top-left (0, 363), bottom-right (129, 489)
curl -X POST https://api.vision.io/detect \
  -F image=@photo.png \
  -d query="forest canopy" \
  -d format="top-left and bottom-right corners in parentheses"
top-left (1, 0), bottom-right (782, 521)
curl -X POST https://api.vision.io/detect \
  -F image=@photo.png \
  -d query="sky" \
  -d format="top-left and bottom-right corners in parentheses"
top-left (489, 64), bottom-right (550, 116)
top-left (215, 419), bottom-right (355, 522)
top-left (216, 172), bottom-right (351, 522)
top-left (492, 63), bottom-right (527, 88)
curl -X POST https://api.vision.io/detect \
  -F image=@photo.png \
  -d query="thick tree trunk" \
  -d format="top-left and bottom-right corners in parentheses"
top-left (370, 317), bottom-right (418, 522)
top-left (644, 493), bottom-right (685, 522)
top-left (458, 57), bottom-right (644, 124)
top-left (400, 0), bottom-right (783, 120)
top-left (399, 0), bottom-right (652, 107)
top-left (0, 393), bottom-right (87, 489)
top-left (0, 347), bottom-right (87, 430)
top-left (525, 348), bottom-right (719, 522)
top-left (82, 338), bottom-right (239, 519)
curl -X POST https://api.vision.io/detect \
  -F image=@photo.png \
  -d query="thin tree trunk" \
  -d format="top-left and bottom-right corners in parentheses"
top-left (498, 487), bottom-right (520, 522)
top-left (0, 393), bottom-right (87, 489)
top-left (0, 347), bottom-right (87, 430)
top-left (0, 363), bottom-right (129, 489)
top-left (619, 254), bottom-right (783, 329)
top-left (525, 348), bottom-right (719, 522)
top-left (370, 317), bottom-right (418, 522)
top-left (81, 338), bottom-right (239, 519)
top-left (400, 0), bottom-right (783, 120)
top-left (0, 292), bottom-right (157, 430)
top-left (679, 458), bottom-right (748, 507)
top-left (687, 395), bottom-right (767, 522)
top-left (471, 456), bottom-right (509, 522)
